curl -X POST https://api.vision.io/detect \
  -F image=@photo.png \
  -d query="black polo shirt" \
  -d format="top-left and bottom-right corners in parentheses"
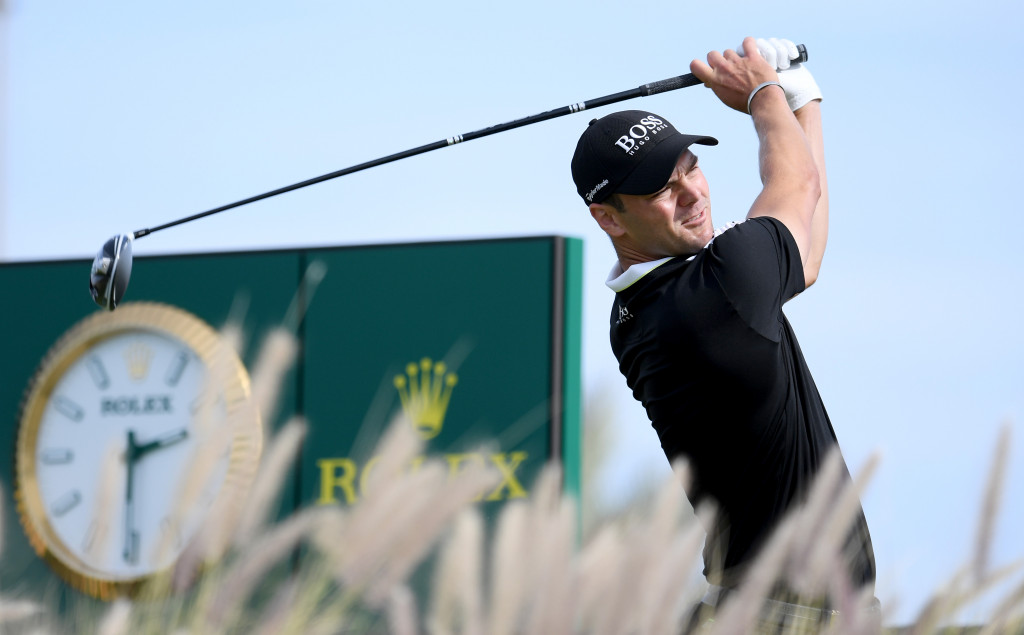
top-left (607, 216), bottom-right (875, 588)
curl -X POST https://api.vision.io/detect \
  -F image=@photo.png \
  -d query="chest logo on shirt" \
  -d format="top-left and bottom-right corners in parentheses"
top-left (616, 304), bottom-right (633, 325)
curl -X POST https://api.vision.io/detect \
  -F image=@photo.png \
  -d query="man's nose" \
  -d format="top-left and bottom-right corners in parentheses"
top-left (676, 181), bottom-right (700, 205)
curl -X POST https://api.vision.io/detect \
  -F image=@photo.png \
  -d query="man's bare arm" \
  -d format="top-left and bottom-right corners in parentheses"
top-left (690, 38), bottom-right (820, 269)
top-left (794, 101), bottom-right (827, 288)
top-left (747, 88), bottom-right (820, 268)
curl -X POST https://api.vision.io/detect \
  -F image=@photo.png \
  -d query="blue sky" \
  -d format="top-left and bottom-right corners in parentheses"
top-left (4, 0), bottom-right (1023, 625)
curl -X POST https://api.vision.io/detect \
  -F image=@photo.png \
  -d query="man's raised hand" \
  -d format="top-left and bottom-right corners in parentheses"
top-left (689, 37), bottom-right (781, 114)
top-left (739, 37), bottom-right (823, 111)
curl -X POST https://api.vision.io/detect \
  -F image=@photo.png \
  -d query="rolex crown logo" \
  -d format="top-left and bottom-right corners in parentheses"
top-left (393, 358), bottom-right (458, 440)
top-left (123, 340), bottom-right (154, 381)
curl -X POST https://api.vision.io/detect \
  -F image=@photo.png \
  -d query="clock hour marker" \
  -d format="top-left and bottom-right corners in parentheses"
top-left (54, 397), bottom-right (84, 422)
top-left (82, 520), bottom-right (99, 553)
top-left (40, 448), bottom-right (74, 465)
top-left (124, 531), bottom-right (140, 565)
top-left (86, 356), bottom-right (110, 389)
top-left (165, 351), bottom-right (191, 387)
top-left (51, 490), bottom-right (82, 517)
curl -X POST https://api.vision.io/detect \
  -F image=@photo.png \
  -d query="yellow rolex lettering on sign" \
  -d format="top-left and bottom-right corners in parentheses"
top-left (14, 302), bottom-right (262, 600)
top-left (315, 452), bottom-right (529, 505)
top-left (315, 354), bottom-right (532, 506)
top-left (486, 452), bottom-right (529, 501)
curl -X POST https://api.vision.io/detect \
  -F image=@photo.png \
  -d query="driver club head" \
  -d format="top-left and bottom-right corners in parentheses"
top-left (89, 233), bottom-right (134, 311)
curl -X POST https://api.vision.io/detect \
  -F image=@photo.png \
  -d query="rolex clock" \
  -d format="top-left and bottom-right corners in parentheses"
top-left (14, 302), bottom-right (262, 599)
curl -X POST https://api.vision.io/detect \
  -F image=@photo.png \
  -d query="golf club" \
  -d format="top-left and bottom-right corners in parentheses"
top-left (90, 233), bottom-right (133, 311)
top-left (89, 45), bottom-right (807, 310)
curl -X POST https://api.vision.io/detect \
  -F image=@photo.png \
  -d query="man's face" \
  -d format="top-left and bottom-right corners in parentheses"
top-left (595, 150), bottom-right (714, 262)
top-left (598, 148), bottom-right (716, 262)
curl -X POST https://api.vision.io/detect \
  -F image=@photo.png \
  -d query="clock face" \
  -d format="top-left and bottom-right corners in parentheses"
top-left (15, 303), bottom-right (261, 599)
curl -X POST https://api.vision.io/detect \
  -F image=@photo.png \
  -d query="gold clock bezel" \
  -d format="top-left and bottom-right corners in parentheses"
top-left (14, 302), bottom-right (262, 600)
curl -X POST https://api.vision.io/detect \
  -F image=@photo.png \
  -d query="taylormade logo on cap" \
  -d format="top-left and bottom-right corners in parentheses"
top-left (613, 115), bottom-right (669, 155)
top-left (586, 179), bottom-right (610, 203)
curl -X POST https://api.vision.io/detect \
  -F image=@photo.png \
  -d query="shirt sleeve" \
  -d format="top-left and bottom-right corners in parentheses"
top-left (702, 217), bottom-right (805, 340)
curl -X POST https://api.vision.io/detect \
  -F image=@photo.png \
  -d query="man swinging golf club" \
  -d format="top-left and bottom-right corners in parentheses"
top-left (571, 37), bottom-right (877, 624)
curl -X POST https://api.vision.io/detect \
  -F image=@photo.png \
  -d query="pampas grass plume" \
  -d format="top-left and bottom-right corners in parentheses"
top-left (249, 327), bottom-right (299, 428)
top-left (363, 452), bottom-right (500, 605)
top-left (640, 518), bottom-right (708, 635)
top-left (523, 496), bottom-right (578, 635)
top-left (203, 506), bottom-right (336, 630)
top-left (97, 599), bottom-right (132, 635)
top-left (576, 523), bottom-right (626, 635)
top-left (805, 452), bottom-right (881, 601)
top-left (234, 417), bottom-right (308, 546)
top-left (0, 597), bottom-right (44, 626)
top-left (388, 585), bottom-right (419, 635)
top-left (429, 508), bottom-right (485, 635)
top-left (974, 423), bottom-right (1011, 584)
top-left (85, 443), bottom-right (123, 567)
top-left (250, 577), bottom-right (301, 635)
top-left (709, 513), bottom-right (800, 634)
top-left (485, 500), bottom-right (531, 635)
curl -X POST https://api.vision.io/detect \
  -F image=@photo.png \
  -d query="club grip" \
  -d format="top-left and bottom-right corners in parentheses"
top-left (640, 43), bottom-right (808, 97)
top-left (642, 74), bottom-right (703, 96)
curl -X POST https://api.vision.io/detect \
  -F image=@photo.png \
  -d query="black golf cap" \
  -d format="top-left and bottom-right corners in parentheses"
top-left (571, 110), bottom-right (717, 205)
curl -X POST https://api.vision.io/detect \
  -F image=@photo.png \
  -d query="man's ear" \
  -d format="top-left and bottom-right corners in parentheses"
top-left (590, 202), bottom-right (626, 237)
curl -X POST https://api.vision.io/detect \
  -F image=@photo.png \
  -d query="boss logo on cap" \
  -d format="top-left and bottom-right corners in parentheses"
top-left (614, 115), bottom-right (669, 154)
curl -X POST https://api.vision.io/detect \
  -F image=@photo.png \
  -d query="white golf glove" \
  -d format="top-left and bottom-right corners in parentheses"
top-left (739, 37), bottom-right (822, 111)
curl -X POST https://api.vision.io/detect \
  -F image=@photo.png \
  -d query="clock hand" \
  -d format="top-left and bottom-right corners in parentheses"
top-left (123, 430), bottom-right (140, 565)
top-left (133, 428), bottom-right (190, 462)
top-left (122, 429), bottom-right (188, 564)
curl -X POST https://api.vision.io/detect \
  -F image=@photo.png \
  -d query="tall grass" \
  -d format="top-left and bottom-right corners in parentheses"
top-left (2, 326), bottom-right (1022, 634)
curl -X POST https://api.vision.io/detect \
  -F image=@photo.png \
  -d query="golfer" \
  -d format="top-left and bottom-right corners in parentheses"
top-left (571, 37), bottom-right (876, 619)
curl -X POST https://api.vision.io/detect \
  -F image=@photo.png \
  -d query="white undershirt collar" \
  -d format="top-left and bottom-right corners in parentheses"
top-left (605, 257), bottom-right (675, 292)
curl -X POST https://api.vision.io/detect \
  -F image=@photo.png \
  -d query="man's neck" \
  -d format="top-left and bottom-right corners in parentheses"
top-left (614, 245), bottom-right (658, 271)
top-left (614, 232), bottom-right (726, 271)
top-left (615, 248), bottom-right (690, 272)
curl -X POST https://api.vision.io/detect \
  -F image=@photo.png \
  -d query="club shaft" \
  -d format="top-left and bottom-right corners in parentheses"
top-left (132, 45), bottom-right (806, 239)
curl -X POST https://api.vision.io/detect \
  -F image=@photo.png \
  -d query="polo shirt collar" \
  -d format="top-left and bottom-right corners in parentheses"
top-left (605, 257), bottom-right (674, 292)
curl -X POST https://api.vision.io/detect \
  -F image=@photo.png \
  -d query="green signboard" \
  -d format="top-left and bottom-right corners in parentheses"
top-left (303, 238), bottom-right (581, 510)
top-left (0, 236), bottom-right (582, 608)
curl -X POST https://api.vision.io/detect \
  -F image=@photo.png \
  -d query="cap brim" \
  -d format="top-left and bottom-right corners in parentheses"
top-left (615, 133), bottom-right (718, 197)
